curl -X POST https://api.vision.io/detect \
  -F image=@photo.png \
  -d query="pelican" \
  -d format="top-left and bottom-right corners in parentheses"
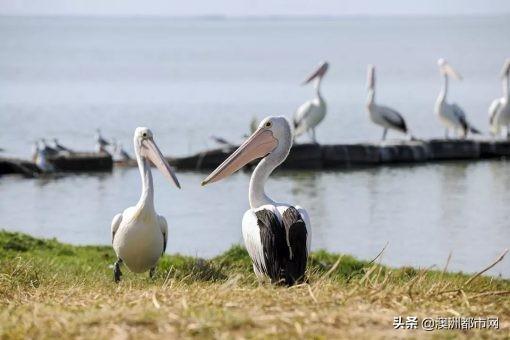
top-left (489, 59), bottom-right (510, 137)
top-left (366, 65), bottom-right (412, 140)
top-left (293, 61), bottom-right (329, 143)
top-left (435, 59), bottom-right (481, 138)
top-left (110, 127), bottom-right (180, 282)
top-left (202, 116), bottom-right (311, 285)
top-left (95, 129), bottom-right (110, 154)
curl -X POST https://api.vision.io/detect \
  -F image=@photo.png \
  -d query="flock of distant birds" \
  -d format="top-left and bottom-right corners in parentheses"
top-left (31, 57), bottom-right (510, 174)
top-left (32, 129), bottom-right (132, 172)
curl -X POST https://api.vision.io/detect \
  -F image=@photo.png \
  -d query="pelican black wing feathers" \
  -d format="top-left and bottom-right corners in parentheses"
top-left (255, 206), bottom-right (307, 285)
top-left (282, 206), bottom-right (308, 285)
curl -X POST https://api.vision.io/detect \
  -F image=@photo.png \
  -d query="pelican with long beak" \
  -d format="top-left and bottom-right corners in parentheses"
top-left (489, 59), bottom-right (510, 138)
top-left (202, 116), bottom-right (311, 285)
top-left (366, 65), bottom-right (412, 140)
top-left (293, 61), bottom-right (329, 143)
top-left (110, 127), bottom-right (180, 283)
top-left (435, 58), bottom-right (481, 138)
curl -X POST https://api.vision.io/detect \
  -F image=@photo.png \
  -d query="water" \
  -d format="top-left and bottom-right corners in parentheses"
top-left (0, 16), bottom-right (509, 277)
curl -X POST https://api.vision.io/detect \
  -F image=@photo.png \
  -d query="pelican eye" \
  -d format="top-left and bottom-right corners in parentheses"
top-left (265, 121), bottom-right (272, 128)
top-left (142, 132), bottom-right (147, 138)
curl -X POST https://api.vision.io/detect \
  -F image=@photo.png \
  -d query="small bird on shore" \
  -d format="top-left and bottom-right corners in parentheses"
top-left (435, 59), bottom-right (481, 138)
top-left (95, 129), bottom-right (111, 154)
top-left (293, 61), bottom-right (329, 143)
top-left (202, 116), bottom-right (311, 286)
top-left (489, 59), bottom-right (510, 138)
top-left (366, 65), bottom-right (413, 140)
top-left (112, 139), bottom-right (132, 162)
top-left (110, 127), bottom-right (180, 282)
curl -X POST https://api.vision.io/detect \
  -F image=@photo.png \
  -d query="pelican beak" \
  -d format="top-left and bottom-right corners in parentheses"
top-left (302, 61), bottom-right (329, 85)
top-left (201, 128), bottom-right (278, 186)
top-left (444, 63), bottom-right (463, 80)
top-left (141, 138), bottom-right (181, 189)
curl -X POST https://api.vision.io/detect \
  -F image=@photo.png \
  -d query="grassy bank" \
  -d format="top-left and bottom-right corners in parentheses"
top-left (0, 230), bottom-right (508, 339)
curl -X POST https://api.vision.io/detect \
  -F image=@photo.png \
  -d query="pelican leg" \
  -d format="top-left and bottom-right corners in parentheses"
top-left (444, 128), bottom-right (449, 139)
top-left (381, 128), bottom-right (388, 141)
top-left (114, 258), bottom-right (123, 283)
top-left (149, 267), bottom-right (156, 279)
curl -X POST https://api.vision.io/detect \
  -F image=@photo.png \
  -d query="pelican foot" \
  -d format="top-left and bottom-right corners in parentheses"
top-left (149, 267), bottom-right (156, 279)
top-left (114, 259), bottom-right (123, 283)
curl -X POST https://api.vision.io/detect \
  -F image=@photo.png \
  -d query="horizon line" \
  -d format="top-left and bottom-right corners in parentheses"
top-left (1, 13), bottom-right (509, 20)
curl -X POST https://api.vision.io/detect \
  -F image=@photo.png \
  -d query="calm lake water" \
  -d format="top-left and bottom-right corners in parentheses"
top-left (0, 16), bottom-right (509, 277)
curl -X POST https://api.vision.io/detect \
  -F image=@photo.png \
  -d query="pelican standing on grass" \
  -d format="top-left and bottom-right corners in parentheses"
top-left (489, 59), bottom-right (510, 137)
top-left (110, 127), bottom-right (181, 282)
top-left (366, 65), bottom-right (412, 140)
top-left (293, 61), bottom-right (329, 143)
top-left (435, 59), bottom-right (481, 138)
top-left (202, 116), bottom-right (311, 286)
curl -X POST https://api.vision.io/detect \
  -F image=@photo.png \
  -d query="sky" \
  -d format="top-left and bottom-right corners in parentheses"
top-left (0, 0), bottom-right (509, 17)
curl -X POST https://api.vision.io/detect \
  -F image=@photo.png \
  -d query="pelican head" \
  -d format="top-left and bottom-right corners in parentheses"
top-left (302, 61), bottom-right (329, 85)
top-left (134, 127), bottom-right (180, 189)
top-left (438, 58), bottom-right (462, 80)
top-left (501, 58), bottom-right (510, 78)
top-left (367, 64), bottom-right (376, 90)
top-left (202, 116), bottom-right (291, 186)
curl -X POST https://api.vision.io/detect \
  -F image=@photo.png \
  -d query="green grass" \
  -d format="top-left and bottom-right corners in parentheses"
top-left (0, 230), bottom-right (508, 339)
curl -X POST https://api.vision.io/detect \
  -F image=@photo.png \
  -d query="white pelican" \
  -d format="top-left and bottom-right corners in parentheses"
top-left (435, 59), bottom-right (481, 138)
top-left (202, 116), bottom-right (311, 285)
top-left (293, 61), bottom-right (329, 143)
top-left (366, 65), bottom-right (412, 140)
top-left (95, 129), bottom-right (110, 154)
top-left (110, 127), bottom-right (180, 282)
top-left (489, 59), bottom-right (510, 137)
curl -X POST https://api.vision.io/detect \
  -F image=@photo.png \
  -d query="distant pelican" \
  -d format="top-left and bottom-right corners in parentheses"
top-left (95, 129), bottom-right (110, 154)
top-left (293, 61), bottom-right (329, 143)
top-left (202, 116), bottom-right (311, 285)
top-left (489, 59), bottom-right (510, 137)
top-left (111, 127), bottom-right (180, 282)
top-left (435, 59), bottom-right (481, 138)
top-left (366, 65), bottom-right (412, 140)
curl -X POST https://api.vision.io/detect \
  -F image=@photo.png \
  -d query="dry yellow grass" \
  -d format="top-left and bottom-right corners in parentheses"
top-left (0, 231), bottom-right (508, 339)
